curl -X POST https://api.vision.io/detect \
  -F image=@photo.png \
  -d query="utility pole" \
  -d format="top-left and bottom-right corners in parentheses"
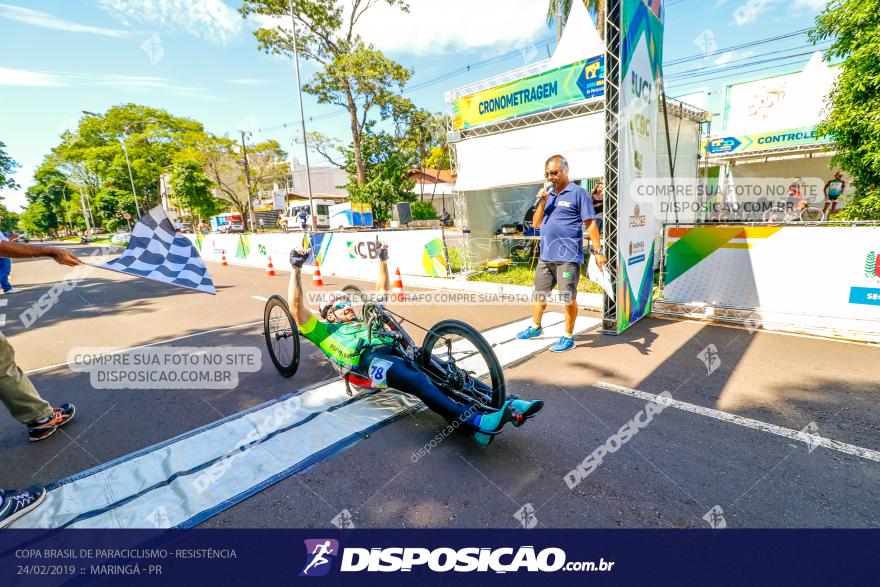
top-left (238, 129), bottom-right (258, 232)
top-left (289, 0), bottom-right (316, 231)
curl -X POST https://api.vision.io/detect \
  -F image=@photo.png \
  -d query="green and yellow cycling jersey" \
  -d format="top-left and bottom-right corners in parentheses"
top-left (299, 315), bottom-right (395, 370)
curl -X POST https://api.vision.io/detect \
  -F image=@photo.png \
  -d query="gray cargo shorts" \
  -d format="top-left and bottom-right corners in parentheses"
top-left (533, 260), bottom-right (579, 303)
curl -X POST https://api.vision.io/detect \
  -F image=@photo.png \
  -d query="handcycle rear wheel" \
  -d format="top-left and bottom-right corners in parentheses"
top-left (420, 320), bottom-right (506, 410)
top-left (263, 294), bottom-right (300, 378)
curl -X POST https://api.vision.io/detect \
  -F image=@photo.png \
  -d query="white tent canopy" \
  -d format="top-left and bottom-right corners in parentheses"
top-left (455, 114), bottom-right (605, 191)
top-left (548, 0), bottom-right (604, 68)
top-left (453, 3), bottom-right (605, 192)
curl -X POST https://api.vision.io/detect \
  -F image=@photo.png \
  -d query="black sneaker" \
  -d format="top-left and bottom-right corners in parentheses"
top-left (0, 485), bottom-right (46, 528)
top-left (27, 403), bottom-right (76, 442)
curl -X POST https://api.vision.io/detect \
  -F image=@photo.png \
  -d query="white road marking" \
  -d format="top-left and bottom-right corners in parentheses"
top-left (594, 382), bottom-right (880, 464)
top-left (24, 321), bottom-right (263, 375)
top-left (252, 295), bottom-right (269, 302)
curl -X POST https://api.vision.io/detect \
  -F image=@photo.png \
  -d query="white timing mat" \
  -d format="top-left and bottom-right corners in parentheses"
top-left (13, 313), bottom-right (600, 529)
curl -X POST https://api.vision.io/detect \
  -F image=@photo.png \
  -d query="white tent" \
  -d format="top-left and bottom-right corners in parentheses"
top-left (455, 115), bottom-right (605, 191)
top-left (453, 0), bottom-right (605, 192)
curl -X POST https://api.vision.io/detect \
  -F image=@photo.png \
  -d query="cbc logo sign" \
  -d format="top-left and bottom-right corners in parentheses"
top-left (347, 240), bottom-right (383, 260)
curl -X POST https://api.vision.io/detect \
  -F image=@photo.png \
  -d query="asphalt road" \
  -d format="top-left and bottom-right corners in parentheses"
top-left (1, 243), bottom-right (878, 529)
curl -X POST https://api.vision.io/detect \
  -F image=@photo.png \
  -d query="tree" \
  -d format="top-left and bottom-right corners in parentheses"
top-left (240, 0), bottom-right (414, 186)
top-left (18, 201), bottom-right (51, 237)
top-left (0, 141), bottom-right (20, 190)
top-left (196, 135), bottom-right (286, 226)
top-left (26, 160), bottom-right (73, 234)
top-left (547, 0), bottom-right (605, 42)
top-left (343, 125), bottom-right (416, 224)
top-left (809, 0), bottom-right (880, 219)
top-left (0, 205), bottom-right (19, 232)
top-left (170, 159), bottom-right (225, 222)
top-left (92, 186), bottom-right (136, 232)
top-left (58, 104), bottom-right (206, 214)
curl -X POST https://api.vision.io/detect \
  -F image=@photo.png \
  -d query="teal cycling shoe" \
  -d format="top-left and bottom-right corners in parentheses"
top-left (509, 399), bottom-right (544, 427)
top-left (472, 402), bottom-right (515, 446)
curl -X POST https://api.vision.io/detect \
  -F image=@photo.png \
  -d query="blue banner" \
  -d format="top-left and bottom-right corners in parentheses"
top-left (1, 529), bottom-right (878, 585)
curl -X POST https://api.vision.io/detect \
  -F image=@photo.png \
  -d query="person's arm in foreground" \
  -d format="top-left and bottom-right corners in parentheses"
top-left (0, 242), bottom-right (81, 266)
top-left (287, 249), bottom-right (316, 327)
top-left (376, 242), bottom-right (390, 293)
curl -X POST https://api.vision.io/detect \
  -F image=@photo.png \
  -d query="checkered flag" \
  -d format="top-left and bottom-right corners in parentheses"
top-left (97, 206), bottom-right (216, 294)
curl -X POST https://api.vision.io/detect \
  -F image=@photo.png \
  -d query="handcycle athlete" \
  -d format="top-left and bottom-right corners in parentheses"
top-left (283, 244), bottom-right (544, 446)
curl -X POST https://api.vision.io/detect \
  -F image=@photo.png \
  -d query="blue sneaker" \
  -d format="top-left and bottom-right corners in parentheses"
top-left (0, 485), bottom-right (46, 529)
top-left (516, 325), bottom-right (542, 340)
top-left (549, 336), bottom-right (575, 352)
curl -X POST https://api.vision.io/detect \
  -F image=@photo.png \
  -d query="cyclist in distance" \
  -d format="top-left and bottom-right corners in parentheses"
top-left (286, 244), bottom-right (544, 446)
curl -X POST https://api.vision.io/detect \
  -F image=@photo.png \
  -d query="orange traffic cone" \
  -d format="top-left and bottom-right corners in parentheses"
top-left (221, 250), bottom-right (228, 266)
top-left (393, 268), bottom-right (405, 301)
top-left (312, 267), bottom-right (325, 287)
top-left (266, 256), bottom-right (276, 277)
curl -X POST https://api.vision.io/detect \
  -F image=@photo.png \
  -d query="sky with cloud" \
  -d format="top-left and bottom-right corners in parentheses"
top-left (0, 0), bottom-right (827, 211)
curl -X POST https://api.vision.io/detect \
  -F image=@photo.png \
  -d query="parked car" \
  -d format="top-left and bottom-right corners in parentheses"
top-left (210, 213), bottom-right (245, 233)
top-left (178, 222), bottom-right (194, 233)
top-left (280, 199), bottom-right (334, 231)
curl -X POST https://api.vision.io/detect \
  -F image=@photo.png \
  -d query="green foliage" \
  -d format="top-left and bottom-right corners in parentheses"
top-left (809, 0), bottom-right (880, 219)
top-left (836, 188), bottom-right (880, 221)
top-left (193, 135), bottom-right (286, 227)
top-left (170, 160), bottom-right (225, 221)
top-left (24, 161), bottom-right (68, 233)
top-left (424, 145), bottom-right (451, 172)
top-left (241, 0), bottom-right (413, 185)
top-left (0, 205), bottom-right (19, 232)
top-left (57, 104), bottom-right (207, 213)
top-left (0, 140), bottom-right (19, 190)
top-left (342, 126), bottom-right (416, 224)
top-left (411, 201), bottom-right (438, 220)
top-left (92, 186), bottom-right (136, 232)
top-left (18, 201), bottom-right (50, 236)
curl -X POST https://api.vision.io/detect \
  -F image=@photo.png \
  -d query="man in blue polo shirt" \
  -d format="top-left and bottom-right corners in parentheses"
top-left (517, 155), bottom-right (605, 352)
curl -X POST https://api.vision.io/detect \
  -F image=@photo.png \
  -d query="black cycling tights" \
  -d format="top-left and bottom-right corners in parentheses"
top-left (359, 348), bottom-right (480, 431)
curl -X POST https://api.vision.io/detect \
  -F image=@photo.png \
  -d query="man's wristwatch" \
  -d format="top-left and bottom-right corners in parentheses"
top-left (591, 246), bottom-right (605, 255)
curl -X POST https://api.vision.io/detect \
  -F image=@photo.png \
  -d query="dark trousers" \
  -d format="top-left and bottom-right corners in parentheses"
top-left (360, 348), bottom-right (478, 430)
top-left (0, 257), bottom-right (11, 292)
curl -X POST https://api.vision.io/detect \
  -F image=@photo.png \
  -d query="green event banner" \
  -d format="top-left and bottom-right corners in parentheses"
top-left (451, 56), bottom-right (604, 130)
top-left (704, 126), bottom-right (832, 156)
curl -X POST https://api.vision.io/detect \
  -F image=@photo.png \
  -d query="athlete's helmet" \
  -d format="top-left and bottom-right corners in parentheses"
top-left (319, 291), bottom-right (353, 321)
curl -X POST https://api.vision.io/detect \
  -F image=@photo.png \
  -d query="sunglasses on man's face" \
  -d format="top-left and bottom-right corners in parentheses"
top-left (544, 169), bottom-right (562, 178)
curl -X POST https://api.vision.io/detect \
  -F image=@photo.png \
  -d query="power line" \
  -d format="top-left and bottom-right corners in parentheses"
top-left (256, 35), bottom-right (557, 134)
top-left (665, 28), bottom-right (810, 67)
top-left (665, 42), bottom-right (827, 74)
top-left (665, 48), bottom-right (829, 81)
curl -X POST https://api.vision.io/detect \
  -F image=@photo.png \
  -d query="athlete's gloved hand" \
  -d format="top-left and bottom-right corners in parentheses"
top-left (378, 242), bottom-right (389, 262)
top-left (289, 248), bottom-right (309, 268)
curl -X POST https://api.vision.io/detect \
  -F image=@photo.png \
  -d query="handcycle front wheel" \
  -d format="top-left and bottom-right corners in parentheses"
top-left (263, 295), bottom-right (300, 378)
top-left (419, 319), bottom-right (506, 410)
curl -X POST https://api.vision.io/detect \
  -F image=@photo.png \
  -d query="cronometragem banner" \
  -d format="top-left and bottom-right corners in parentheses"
top-left (451, 56), bottom-right (604, 130)
top-left (613, 0), bottom-right (664, 333)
